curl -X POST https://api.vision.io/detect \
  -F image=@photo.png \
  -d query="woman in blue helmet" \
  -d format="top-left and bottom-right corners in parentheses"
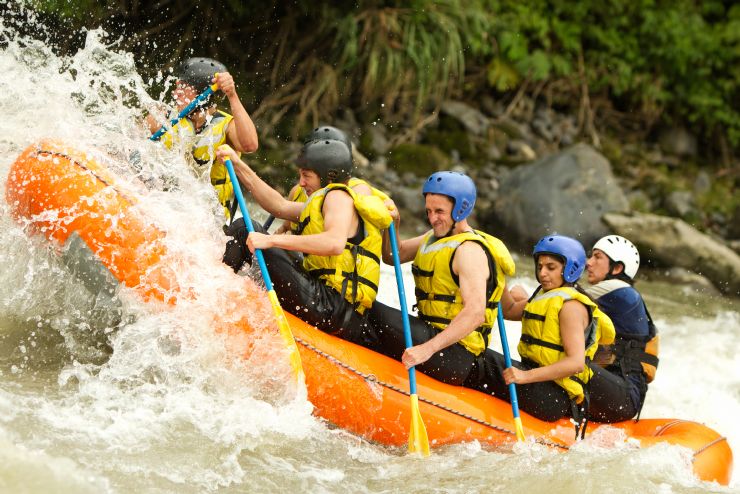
top-left (368, 171), bottom-right (522, 386)
top-left (468, 235), bottom-right (621, 433)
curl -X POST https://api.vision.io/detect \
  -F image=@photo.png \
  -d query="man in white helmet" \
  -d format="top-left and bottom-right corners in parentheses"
top-left (585, 235), bottom-right (659, 420)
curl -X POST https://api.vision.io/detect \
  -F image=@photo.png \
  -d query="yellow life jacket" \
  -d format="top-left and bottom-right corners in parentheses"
top-left (518, 286), bottom-right (616, 403)
top-left (411, 230), bottom-right (515, 356)
top-left (297, 183), bottom-right (392, 313)
top-left (161, 110), bottom-right (237, 220)
top-left (290, 178), bottom-right (388, 233)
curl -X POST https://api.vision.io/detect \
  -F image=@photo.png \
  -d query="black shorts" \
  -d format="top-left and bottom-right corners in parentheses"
top-left (367, 302), bottom-right (477, 386)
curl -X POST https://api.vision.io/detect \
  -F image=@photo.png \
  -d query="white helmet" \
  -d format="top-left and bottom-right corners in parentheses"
top-left (592, 235), bottom-right (640, 279)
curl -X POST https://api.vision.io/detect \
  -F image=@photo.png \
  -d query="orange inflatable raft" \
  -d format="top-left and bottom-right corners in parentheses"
top-left (6, 141), bottom-right (733, 485)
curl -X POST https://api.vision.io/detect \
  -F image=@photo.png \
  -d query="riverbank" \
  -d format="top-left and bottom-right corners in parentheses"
top-left (249, 97), bottom-right (740, 297)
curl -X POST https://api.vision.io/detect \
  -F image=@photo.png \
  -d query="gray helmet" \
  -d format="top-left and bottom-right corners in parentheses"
top-left (175, 57), bottom-right (227, 92)
top-left (296, 139), bottom-right (353, 186)
top-left (303, 125), bottom-right (353, 154)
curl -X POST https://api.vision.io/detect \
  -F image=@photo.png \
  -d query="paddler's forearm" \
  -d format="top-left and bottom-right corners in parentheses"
top-left (227, 94), bottom-right (258, 153)
top-left (231, 157), bottom-right (299, 221)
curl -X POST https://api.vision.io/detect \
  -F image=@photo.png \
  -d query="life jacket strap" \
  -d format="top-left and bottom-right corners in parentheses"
top-left (520, 333), bottom-right (565, 352)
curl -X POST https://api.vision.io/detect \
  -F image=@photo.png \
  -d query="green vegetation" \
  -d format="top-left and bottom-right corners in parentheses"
top-left (22, 0), bottom-right (740, 154)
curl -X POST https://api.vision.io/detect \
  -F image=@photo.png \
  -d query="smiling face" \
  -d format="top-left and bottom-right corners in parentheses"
top-left (586, 248), bottom-right (612, 284)
top-left (425, 193), bottom-right (455, 237)
top-left (298, 168), bottom-right (322, 196)
top-left (536, 254), bottom-right (566, 291)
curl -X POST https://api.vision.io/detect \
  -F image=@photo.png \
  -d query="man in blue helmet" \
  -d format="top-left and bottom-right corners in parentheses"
top-left (215, 141), bottom-right (393, 347)
top-left (368, 171), bottom-right (523, 386)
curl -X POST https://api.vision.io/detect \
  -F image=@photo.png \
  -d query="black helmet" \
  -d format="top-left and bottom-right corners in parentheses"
top-left (303, 125), bottom-right (353, 154)
top-left (175, 57), bottom-right (227, 92)
top-left (296, 139), bottom-right (353, 186)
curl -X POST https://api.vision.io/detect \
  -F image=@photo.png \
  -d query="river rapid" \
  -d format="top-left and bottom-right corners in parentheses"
top-left (0, 16), bottom-right (738, 494)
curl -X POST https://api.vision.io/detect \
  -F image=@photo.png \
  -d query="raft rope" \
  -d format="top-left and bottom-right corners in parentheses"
top-left (36, 149), bottom-right (137, 205)
top-left (691, 435), bottom-right (728, 460)
top-left (294, 335), bottom-right (570, 451)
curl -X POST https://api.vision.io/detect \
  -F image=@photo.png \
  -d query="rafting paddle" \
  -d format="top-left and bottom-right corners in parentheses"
top-left (220, 149), bottom-right (305, 386)
top-left (388, 222), bottom-right (431, 456)
top-left (150, 77), bottom-right (219, 142)
top-left (497, 302), bottom-right (526, 441)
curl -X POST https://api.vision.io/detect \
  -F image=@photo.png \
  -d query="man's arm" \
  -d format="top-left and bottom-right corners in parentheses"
top-left (217, 72), bottom-right (258, 153)
top-left (247, 188), bottom-right (357, 256)
top-left (401, 241), bottom-right (489, 368)
top-left (381, 214), bottom-right (425, 265)
top-left (216, 147), bottom-right (303, 222)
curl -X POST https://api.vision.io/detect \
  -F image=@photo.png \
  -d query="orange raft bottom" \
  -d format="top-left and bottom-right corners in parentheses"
top-left (288, 312), bottom-right (732, 484)
top-left (5, 141), bottom-right (733, 486)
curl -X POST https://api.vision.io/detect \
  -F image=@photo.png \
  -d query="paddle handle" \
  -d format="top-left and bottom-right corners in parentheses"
top-left (388, 223), bottom-right (418, 395)
top-left (150, 82), bottom-right (219, 141)
top-left (222, 158), bottom-right (274, 291)
top-left (262, 214), bottom-right (276, 231)
top-left (497, 303), bottom-right (521, 420)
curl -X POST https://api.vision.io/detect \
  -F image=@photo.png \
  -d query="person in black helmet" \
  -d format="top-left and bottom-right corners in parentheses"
top-left (145, 57), bottom-right (258, 224)
top-left (215, 142), bottom-right (394, 347)
top-left (270, 125), bottom-right (390, 236)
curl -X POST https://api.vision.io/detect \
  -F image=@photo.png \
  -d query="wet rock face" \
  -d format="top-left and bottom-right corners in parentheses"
top-left (603, 211), bottom-right (740, 296)
top-left (482, 143), bottom-right (629, 249)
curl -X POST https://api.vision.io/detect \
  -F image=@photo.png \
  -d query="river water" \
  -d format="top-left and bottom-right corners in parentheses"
top-left (0, 15), bottom-right (738, 494)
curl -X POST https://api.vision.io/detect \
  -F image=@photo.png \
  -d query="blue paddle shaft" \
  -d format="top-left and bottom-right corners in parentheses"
top-left (223, 158), bottom-right (274, 292)
top-left (150, 85), bottom-right (216, 142)
top-left (497, 303), bottom-right (521, 420)
top-left (388, 223), bottom-right (418, 395)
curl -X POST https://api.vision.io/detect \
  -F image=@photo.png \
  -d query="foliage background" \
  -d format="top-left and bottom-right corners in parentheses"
top-left (5, 0), bottom-right (740, 158)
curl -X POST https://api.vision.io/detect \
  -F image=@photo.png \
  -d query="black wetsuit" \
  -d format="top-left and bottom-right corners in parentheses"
top-left (223, 217), bottom-right (379, 348)
top-left (368, 302), bottom-right (478, 386)
top-left (466, 349), bottom-right (637, 423)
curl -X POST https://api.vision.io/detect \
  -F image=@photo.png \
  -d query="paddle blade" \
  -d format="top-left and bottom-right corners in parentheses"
top-left (267, 289), bottom-right (305, 384)
top-left (408, 394), bottom-right (431, 457)
top-left (514, 417), bottom-right (526, 442)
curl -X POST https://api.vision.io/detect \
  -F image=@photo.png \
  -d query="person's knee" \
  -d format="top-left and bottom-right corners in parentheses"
top-left (223, 218), bottom-right (251, 272)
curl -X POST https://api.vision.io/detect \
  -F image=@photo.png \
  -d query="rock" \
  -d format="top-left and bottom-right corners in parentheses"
top-left (693, 171), bottom-right (712, 195)
top-left (506, 140), bottom-right (536, 161)
top-left (658, 127), bottom-right (698, 157)
top-left (485, 144), bottom-right (502, 161)
top-left (663, 267), bottom-right (721, 295)
top-left (386, 143), bottom-right (450, 177)
top-left (664, 190), bottom-right (696, 218)
top-left (393, 186), bottom-right (426, 218)
top-left (626, 190), bottom-right (653, 212)
top-left (365, 124), bottom-right (390, 156)
top-left (440, 100), bottom-right (490, 136)
top-left (603, 211), bottom-right (740, 296)
top-left (486, 143), bottom-right (629, 249)
top-left (352, 147), bottom-right (370, 168)
top-left (729, 239), bottom-right (740, 256)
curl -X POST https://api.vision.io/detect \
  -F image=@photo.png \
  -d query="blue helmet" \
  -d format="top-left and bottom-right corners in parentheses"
top-left (422, 171), bottom-right (476, 222)
top-left (533, 234), bottom-right (586, 283)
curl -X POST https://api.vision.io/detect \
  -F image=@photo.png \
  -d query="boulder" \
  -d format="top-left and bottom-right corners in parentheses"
top-left (485, 143), bottom-right (629, 249)
top-left (603, 212), bottom-right (740, 296)
top-left (440, 100), bottom-right (490, 136)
